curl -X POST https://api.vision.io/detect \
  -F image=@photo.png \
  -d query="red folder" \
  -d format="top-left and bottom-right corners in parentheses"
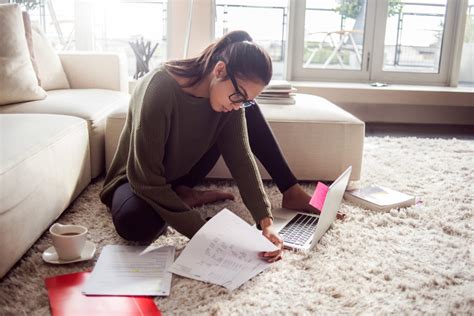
top-left (45, 272), bottom-right (161, 316)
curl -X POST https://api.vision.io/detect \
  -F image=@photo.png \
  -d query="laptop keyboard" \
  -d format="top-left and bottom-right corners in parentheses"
top-left (279, 213), bottom-right (319, 246)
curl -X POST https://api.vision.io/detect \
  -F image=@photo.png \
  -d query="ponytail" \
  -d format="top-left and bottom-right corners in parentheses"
top-left (165, 30), bottom-right (272, 88)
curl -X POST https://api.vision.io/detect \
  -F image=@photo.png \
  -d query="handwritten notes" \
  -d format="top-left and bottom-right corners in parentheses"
top-left (82, 245), bottom-right (175, 296)
top-left (168, 209), bottom-right (278, 291)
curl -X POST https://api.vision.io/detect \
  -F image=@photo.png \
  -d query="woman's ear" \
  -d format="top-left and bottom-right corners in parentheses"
top-left (213, 61), bottom-right (227, 79)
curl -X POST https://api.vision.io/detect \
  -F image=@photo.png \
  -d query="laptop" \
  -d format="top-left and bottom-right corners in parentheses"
top-left (272, 166), bottom-right (352, 251)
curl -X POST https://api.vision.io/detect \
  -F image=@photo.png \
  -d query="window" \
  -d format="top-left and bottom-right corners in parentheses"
top-left (291, 0), bottom-right (374, 82)
top-left (370, 0), bottom-right (457, 85)
top-left (91, 0), bottom-right (168, 78)
top-left (214, 0), bottom-right (288, 79)
top-left (381, 0), bottom-right (447, 73)
top-left (291, 0), bottom-right (463, 85)
top-left (20, 0), bottom-right (167, 78)
top-left (303, 0), bottom-right (367, 71)
top-left (16, 0), bottom-right (75, 50)
top-left (459, 0), bottom-right (474, 86)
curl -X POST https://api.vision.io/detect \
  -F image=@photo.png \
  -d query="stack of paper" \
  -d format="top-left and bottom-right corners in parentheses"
top-left (168, 209), bottom-right (278, 291)
top-left (257, 80), bottom-right (297, 105)
top-left (82, 245), bottom-right (175, 296)
top-left (47, 207), bottom-right (278, 309)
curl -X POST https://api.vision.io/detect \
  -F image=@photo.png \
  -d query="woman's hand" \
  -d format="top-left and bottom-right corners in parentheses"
top-left (258, 217), bottom-right (283, 263)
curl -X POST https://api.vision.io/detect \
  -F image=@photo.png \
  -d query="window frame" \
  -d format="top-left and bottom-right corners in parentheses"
top-left (213, 1), bottom-right (290, 79)
top-left (287, 0), bottom-right (466, 86)
top-left (288, 0), bottom-right (377, 82)
top-left (370, 0), bottom-right (460, 86)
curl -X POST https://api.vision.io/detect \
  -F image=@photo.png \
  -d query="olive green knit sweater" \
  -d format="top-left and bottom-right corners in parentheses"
top-left (100, 68), bottom-right (271, 238)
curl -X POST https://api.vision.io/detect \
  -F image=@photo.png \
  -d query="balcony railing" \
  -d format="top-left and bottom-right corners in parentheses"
top-left (304, 2), bottom-right (450, 72)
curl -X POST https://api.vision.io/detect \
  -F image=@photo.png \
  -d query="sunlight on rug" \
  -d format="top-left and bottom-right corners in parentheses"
top-left (0, 136), bottom-right (473, 315)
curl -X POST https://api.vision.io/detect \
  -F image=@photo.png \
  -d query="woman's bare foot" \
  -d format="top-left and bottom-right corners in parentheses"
top-left (282, 184), bottom-right (346, 220)
top-left (174, 185), bottom-right (235, 208)
top-left (282, 184), bottom-right (317, 213)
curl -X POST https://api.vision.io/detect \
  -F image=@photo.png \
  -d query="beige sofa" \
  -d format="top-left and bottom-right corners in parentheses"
top-left (0, 4), bottom-right (130, 278)
top-left (0, 53), bottom-right (130, 278)
top-left (0, 114), bottom-right (91, 278)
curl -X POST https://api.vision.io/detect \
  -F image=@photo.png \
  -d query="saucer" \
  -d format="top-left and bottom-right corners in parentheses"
top-left (42, 241), bottom-right (96, 264)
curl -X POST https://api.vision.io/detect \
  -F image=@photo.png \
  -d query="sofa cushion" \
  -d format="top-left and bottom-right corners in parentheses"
top-left (0, 89), bottom-right (129, 122)
top-left (0, 4), bottom-right (46, 106)
top-left (0, 114), bottom-right (91, 278)
top-left (0, 89), bottom-right (130, 178)
top-left (31, 22), bottom-right (70, 91)
top-left (22, 11), bottom-right (40, 86)
top-left (0, 114), bottom-right (90, 213)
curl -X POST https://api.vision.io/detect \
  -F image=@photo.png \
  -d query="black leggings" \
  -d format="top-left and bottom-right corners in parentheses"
top-left (111, 105), bottom-right (297, 242)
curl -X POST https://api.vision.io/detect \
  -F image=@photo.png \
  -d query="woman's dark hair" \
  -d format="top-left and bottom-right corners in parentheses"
top-left (165, 30), bottom-right (272, 88)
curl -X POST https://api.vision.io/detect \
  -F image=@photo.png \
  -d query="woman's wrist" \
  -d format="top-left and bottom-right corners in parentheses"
top-left (259, 217), bottom-right (273, 229)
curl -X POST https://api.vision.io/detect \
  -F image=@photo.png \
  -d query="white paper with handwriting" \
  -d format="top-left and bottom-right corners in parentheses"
top-left (168, 208), bottom-right (278, 291)
top-left (83, 245), bottom-right (175, 296)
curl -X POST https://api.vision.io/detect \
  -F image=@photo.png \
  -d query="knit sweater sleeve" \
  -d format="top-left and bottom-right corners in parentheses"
top-left (125, 76), bottom-right (206, 238)
top-left (217, 108), bottom-right (272, 225)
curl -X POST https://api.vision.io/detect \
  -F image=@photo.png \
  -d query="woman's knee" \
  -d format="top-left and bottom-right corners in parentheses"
top-left (111, 183), bottom-right (167, 243)
top-left (112, 201), bottom-right (167, 242)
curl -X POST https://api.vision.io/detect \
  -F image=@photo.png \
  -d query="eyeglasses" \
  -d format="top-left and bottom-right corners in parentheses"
top-left (226, 64), bottom-right (256, 108)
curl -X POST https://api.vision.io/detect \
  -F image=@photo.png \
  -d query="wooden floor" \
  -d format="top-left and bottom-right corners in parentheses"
top-left (365, 123), bottom-right (474, 140)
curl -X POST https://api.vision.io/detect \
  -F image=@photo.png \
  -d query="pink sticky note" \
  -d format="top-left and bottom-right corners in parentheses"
top-left (309, 182), bottom-right (329, 212)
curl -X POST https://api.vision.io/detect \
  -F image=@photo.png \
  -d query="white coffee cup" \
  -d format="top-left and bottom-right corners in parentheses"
top-left (49, 223), bottom-right (88, 261)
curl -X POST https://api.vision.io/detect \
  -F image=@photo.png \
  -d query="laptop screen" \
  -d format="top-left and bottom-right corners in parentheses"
top-left (310, 166), bottom-right (352, 248)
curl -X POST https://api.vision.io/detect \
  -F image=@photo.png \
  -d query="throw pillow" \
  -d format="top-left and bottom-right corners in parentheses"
top-left (22, 11), bottom-right (41, 86)
top-left (31, 22), bottom-right (70, 90)
top-left (0, 4), bottom-right (47, 106)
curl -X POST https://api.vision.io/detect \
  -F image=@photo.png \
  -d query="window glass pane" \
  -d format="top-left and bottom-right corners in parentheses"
top-left (20, 0), bottom-right (75, 50)
top-left (303, 0), bottom-right (367, 70)
top-left (21, 0), bottom-right (167, 78)
top-left (459, 0), bottom-right (474, 86)
top-left (382, 0), bottom-right (447, 73)
top-left (215, 0), bottom-right (288, 79)
top-left (95, 1), bottom-right (167, 77)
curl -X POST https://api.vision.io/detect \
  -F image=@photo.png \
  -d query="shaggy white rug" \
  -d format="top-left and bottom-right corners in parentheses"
top-left (0, 136), bottom-right (473, 315)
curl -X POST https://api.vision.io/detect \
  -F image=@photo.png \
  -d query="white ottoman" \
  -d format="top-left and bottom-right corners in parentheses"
top-left (0, 114), bottom-right (91, 278)
top-left (105, 94), bottom-right (364, 182)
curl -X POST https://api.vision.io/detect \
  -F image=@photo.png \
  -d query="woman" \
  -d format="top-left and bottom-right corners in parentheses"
top-left (100, 30), bottom-right (319, 263)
